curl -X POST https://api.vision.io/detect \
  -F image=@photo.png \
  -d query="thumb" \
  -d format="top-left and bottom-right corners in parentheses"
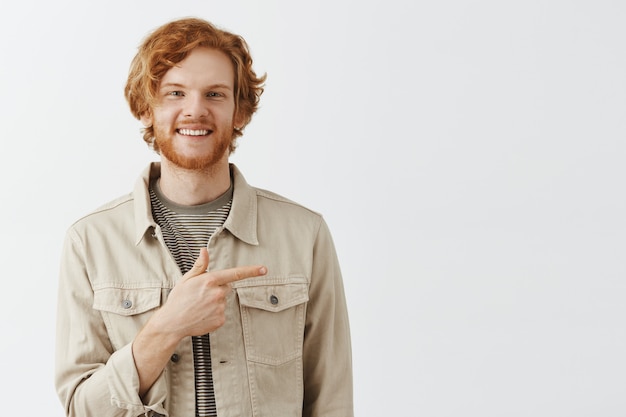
top-left (181, 248), bottom-right (209, 281)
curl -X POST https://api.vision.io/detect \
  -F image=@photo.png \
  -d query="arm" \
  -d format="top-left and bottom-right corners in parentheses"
top-left (131, 249), bottom-right (214, 398)
top-left (302, 218), bottom-right (354, 417)
top-left (55, 230), bottom-right (266, 416)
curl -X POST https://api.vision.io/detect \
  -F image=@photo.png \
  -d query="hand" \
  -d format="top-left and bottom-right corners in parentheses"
top-left (155, 248), bottom-right (266, 338)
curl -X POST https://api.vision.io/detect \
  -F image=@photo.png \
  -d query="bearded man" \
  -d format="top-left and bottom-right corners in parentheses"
top-left (55, 17), bottom-right (353, 417)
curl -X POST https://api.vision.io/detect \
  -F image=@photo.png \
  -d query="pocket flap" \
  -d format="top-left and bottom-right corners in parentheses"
top-left (237, 281), bottom-right (309, 313)
top-left (93, 286), bottom-right (162, 316)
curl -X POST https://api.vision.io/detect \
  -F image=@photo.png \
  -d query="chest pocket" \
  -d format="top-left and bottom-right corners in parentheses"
top-left (93, 285), bottom-right (164, 350)
top-left (236, 276), bottom-right (309, 366)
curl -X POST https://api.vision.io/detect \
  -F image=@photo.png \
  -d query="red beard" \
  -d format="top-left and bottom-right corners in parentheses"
top-left (154, 123), bottom-right (234, 170)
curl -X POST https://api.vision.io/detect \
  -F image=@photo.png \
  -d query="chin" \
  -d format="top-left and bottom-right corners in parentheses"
top-left (165, 149), bottom-right (229, 171)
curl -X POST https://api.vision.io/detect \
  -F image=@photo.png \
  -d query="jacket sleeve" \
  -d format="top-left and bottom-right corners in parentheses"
top-left (54, 228), bottom-right (168, 417)
top-left (302, 218), bottom-right (354, 417)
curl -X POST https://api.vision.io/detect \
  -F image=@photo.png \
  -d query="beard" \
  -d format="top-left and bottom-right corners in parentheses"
top-left (153, 122), bottom-right (234, 171)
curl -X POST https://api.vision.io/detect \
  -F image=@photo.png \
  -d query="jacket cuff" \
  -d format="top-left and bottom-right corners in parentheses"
top-left (106, 343), bottom-right (168, 416)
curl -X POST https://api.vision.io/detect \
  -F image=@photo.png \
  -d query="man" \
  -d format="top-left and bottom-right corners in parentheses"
top-left (55, 17), bottom-right (353, 417)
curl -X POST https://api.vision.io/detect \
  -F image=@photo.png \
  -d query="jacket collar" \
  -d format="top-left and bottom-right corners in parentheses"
top-left (224, 164), bottom-right (259, 245)
top-left (133, 162), bottom-right (259, 246)
top-left (133, 163), bottom-right (157, 245)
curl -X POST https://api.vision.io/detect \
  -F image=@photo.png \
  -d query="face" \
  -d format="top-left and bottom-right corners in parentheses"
top-left (142, 47), bottom-right (241, 171)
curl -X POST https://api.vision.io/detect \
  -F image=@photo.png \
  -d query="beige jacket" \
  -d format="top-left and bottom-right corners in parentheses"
top-left (55, 163), bottom-right (353, 417)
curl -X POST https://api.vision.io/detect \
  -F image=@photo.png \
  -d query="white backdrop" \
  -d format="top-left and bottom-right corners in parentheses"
top-left (1, 1), bottom-right (625, 415)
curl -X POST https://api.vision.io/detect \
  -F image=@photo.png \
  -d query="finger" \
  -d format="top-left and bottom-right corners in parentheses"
top-left (181, 248), bottom-right (210, 281)
top-left (211, 265), bottom-right (267, 286)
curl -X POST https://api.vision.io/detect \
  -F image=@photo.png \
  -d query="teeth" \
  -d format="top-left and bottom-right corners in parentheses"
top-left (178, 129), bottom-right (209, 136)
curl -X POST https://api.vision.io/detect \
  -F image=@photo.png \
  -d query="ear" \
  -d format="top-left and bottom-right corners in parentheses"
top-left (140, 110), bottom-right (153, 128)
top-left (234, 110), bottom-right (245, 130)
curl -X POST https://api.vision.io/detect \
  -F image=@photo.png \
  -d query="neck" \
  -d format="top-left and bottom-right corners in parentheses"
top-left (158, 157), bottom-right (231, 206)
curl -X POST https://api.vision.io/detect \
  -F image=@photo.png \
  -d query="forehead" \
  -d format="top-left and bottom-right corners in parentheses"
top-left (160, 47), bottom-right (235, 88)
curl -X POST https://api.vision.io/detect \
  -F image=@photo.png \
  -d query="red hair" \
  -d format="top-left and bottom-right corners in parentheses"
top-left (124, 17), bottom-right (266, 152)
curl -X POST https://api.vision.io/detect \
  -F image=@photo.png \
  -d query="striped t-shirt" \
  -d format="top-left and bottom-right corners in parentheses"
top-left (150, 178), bottom-right (233, 417)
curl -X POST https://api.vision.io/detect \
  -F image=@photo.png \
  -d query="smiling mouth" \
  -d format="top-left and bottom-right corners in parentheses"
top-left (177, 128), bottom-right (212, 136)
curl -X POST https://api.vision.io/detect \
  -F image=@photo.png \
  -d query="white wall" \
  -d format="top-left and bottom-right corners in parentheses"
top-left (1, 1), bottom-right (625, 415)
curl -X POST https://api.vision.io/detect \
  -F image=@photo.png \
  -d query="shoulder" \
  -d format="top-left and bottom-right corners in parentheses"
top-left (251, 186), bottom-right (330, 244)
top-left (68, 193), bottom-right (135, 233)
top-left (253, 186), bottom-right (324, 226)
top-left (255, 187), bottom-right (320, 216)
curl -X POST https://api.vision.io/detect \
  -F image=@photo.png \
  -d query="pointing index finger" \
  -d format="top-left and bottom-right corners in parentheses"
top-left (211, 265), bottom-right (267, 286)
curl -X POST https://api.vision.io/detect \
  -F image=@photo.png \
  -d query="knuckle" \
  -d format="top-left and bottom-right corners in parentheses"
top-left (208, 292), bottom-right (221, 304)
top-left (209, 287), bottom-right (229, 303)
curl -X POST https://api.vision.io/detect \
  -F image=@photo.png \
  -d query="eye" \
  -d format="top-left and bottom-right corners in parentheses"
top-left (167, 91), bottom-right (184, 97)
top-left (207, 91), bottom-right (223, 98)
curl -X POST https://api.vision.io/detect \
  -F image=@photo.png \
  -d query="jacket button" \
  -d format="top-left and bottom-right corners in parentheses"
top-left (170, 353), bottom-right (180, 363)
top-left (122, 299), bottom-right (132, 309)
top-left (270, 295), bottom-right (279, 305)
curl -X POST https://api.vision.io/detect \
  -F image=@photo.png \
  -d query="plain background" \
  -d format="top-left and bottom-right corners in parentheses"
top-left (1, 0), bottom-right (625, 415)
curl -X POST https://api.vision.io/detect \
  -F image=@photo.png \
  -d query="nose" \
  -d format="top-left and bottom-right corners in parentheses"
top-left (183, 93), bottom-right (208, 119)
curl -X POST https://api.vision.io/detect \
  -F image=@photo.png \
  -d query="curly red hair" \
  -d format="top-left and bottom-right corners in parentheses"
top-left (124, 17), bottom-right (266, 153)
